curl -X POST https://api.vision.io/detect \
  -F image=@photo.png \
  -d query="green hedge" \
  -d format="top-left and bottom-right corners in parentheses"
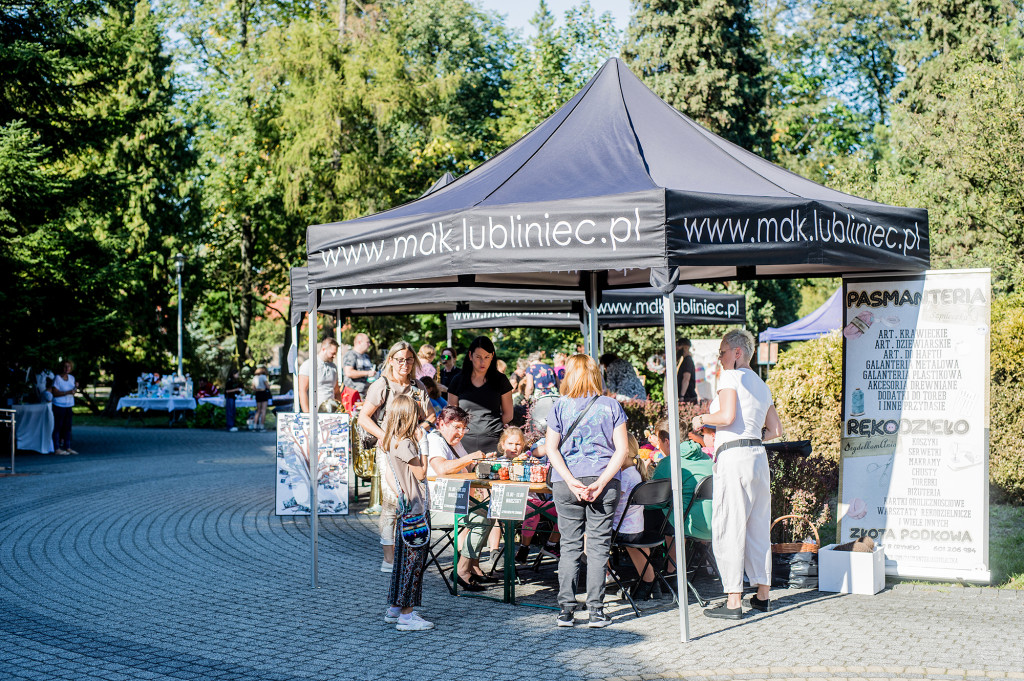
top-left (766, 331), bottom-right (842, 532)
top-left (190, 402), bottom-right (252, 429)
top-left (767, 299), bottom-right (1024, 511)
top-left (991, 293), bottom-right (1024, 503)
top-left (618, 398), bottom-right (706, 438)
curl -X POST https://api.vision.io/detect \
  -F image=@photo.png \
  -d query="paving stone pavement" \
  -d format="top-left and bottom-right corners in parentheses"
top-left (1, 426), bottom-right (1022, 681)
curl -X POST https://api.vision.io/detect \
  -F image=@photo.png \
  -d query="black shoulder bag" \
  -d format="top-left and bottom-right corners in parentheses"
top-left (556, 395), bottom-right (601, 454)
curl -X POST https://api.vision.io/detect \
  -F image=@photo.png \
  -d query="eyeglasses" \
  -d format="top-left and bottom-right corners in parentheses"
top-left (442, 354), bottom-right (453, 360)
top-left (392, 357), bottom-right (416, 365)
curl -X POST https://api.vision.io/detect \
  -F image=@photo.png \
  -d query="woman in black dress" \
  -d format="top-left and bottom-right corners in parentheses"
top-left (447, 336), bottom-right (513, 454)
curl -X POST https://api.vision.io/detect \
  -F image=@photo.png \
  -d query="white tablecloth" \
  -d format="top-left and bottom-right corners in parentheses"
top-left (116, 397), bottom-right (197, 412)
top-left (13, 404), bottom-right (54, 454)
top-left (198, 392), bottom-right (293, 409)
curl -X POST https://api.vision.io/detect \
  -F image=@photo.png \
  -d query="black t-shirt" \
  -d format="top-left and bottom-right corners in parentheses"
top-left (438, 366), bottom-right (461, 393)
top-left (678, 355), bottom-right (697, 403)
top-left (450, 372), bottom-right (513, 452)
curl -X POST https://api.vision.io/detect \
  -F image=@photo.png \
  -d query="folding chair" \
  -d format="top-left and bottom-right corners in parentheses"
top-left (425, 517), bottom-right (457, 595)
top-left (681, 474), bottom-right (715, 607)
top-left (607, 478), bottom-right (677, 617)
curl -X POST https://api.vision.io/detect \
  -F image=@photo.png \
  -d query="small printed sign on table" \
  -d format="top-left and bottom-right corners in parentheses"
top-left (430, 478), bottom-right (471, 514)
top-left (487, 483), bottom-right (531, 520)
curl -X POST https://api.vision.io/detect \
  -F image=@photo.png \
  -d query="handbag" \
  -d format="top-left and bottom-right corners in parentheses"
top-left (382, 443), bottom-right (431, 549)
top-left (359, 381), bottom-right (391, 449)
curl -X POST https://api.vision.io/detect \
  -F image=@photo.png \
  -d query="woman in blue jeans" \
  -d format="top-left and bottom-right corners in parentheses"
top-left (545, 354), bottom-right (629, 628)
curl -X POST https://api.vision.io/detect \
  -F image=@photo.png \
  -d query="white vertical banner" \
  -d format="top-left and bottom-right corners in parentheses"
top-left (840, 269), bottom-right (990, 582)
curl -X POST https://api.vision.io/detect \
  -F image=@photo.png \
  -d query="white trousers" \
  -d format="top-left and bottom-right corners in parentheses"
top-left (711, 446), bottom-right (772, 593)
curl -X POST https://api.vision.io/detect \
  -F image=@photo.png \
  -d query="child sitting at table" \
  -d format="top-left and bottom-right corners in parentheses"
top-left (610, 434), bottom-right (657, 600)
top-left (494, 427), bottom-right (559, 565)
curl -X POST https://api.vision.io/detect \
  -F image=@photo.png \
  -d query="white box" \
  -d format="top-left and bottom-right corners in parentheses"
top-left (818, 544), bottom-right (886, 594)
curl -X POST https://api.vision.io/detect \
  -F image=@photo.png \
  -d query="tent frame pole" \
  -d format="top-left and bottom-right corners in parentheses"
top-left (588, 273), bottom-right (599, 361)
top-left (308, 293), bottom-right (320, 588)
top-left (291, 324), bottom-right (299, 413)
top-left (662, 292), bottom-right (690, 642)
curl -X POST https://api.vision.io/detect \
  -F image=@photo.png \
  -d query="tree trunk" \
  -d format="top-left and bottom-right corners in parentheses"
top-left (236, 214), bottom-right (255, 366)
top-left (279, 317), bottom-right (293, 394)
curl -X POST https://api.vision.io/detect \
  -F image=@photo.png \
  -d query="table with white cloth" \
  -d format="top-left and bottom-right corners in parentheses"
top-left (198, 392), bottom-right (293, 409)
top-left (116, 396), bottom-right (197, 426)
top-left (13, 404), bottom-right (54, 454)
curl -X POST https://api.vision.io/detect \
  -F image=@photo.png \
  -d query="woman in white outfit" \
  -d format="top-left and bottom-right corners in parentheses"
top-left (691, 329), bottom-right (783, 620)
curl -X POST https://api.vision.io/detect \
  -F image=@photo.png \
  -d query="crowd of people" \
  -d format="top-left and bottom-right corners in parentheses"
top-left (306, 328), bottom-right (782, 632)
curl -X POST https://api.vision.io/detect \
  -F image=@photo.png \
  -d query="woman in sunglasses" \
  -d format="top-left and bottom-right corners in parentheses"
top-left (436, 346), bottom-right (461, 398)
top-left (359, 340), bottom-right (434, 573)
top-left (691, 328), bottom-right (783, 620)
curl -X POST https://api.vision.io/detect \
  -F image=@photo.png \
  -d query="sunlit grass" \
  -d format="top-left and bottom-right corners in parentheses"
top-left (990, 504), bottom-right (1024, 589)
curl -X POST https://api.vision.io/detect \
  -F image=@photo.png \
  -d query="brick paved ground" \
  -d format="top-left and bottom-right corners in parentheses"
top-left (1, 426), bottom-right (1021, 681)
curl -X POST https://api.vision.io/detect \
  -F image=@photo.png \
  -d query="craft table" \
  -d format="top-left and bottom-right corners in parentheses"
top-left (434, 472), bottom-right (557, 608)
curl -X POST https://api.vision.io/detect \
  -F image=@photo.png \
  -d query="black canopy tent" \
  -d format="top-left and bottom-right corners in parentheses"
top-left (303, 58), bottom-right (929, 640)
top-left (446, 284), bottom-right (746, 342)
top-left (288, 264), bottom-right (590, 404)
top-left (421, 171), bottom-right (457, 198)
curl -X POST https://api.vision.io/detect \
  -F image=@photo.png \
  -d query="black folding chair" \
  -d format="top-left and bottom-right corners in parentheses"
top-left (425, 516), bottom-right (457, 595)
top-left (681, 474), bottom-right (715, 607)
top-left (607, 478), bottom-right (677, 617)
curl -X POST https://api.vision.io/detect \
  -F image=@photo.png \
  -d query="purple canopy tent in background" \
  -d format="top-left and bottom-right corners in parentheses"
top-left (759, 288), bottom-right (842, 342)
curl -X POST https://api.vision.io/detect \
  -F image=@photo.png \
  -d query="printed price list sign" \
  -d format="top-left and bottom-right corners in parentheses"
top-left (487, 483), bottom-right (530, 520)
top-left (429, 478), bottom-right (471, 514)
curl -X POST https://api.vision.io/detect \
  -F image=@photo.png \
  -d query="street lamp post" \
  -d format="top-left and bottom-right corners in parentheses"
top-left (174, 253), bottom-right (185, 379)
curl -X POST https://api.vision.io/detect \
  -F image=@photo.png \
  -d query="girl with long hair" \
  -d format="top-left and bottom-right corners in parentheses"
top-left (380, 395), bottom-right (432, 631)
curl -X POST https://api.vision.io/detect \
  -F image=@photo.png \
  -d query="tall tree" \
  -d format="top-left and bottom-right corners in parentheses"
top-left (830, 1), bottom-right (1024, 292)
top-left (758, 0), bottom-right (912, 179)
top-left (624, 0), bottom-right (771, 155)
top-left (1, 0), bottom-right (193, 402)
top-left (172, 0), bottom-right (304, 368)
top-left (268, 0), bottom-right (511, 225)
top-left (495, 0), bottom-right (621, 146)
top-left (897, 0), bottom-right (1014, 111)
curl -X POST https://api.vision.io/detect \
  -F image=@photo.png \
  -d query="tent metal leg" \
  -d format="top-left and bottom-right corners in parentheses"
top-left (291, 324), bottom-right (299, 413)
top-left (309, 295), bottom-right (320, 588)
top-left (587, 273), bottom-right (599, 361)
top-left (663, 292), bottom-right (690, 642)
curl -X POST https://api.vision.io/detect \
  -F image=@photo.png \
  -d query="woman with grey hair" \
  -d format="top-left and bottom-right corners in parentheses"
top-left (691, 328), bottom-right (783, 620)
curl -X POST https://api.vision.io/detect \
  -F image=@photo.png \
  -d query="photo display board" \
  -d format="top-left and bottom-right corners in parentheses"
top-left (429, 478), bottom-right (471, 514)
top-left (487, 483), bottom-right (531, 520)
top-left (276, 413), bottom-right (350, 515)
top-left (840, 269), bottom-right (990, 582)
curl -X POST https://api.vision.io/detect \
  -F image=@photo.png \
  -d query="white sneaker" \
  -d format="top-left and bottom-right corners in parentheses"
top-left (384, 608), bottom-right (403, 623)
top-left (228, 427), bottom-right (239, 432)
top-left (381, 560), bottom-right (393, 573)
top-left (396, 612), bottom-right (434, 631)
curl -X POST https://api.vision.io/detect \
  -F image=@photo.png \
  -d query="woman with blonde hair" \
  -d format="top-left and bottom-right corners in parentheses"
top-left (546, 354), bottom-right (629, 628)
top-left (415, 344), bottom-right (436, 380)
top-left (359, 340), bottom-right (433, 573)
top-left (380, 394), bottom-right (433, 631)
top-left (691, 328), bottom-right (783, 620)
